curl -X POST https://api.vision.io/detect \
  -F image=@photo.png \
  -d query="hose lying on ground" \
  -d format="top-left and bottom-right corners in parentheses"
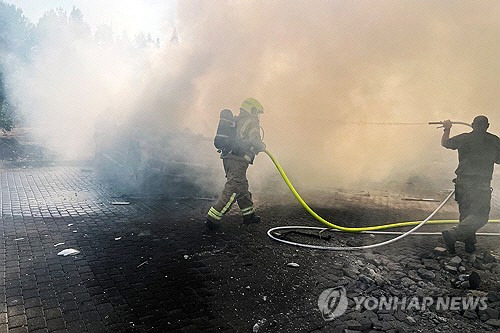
top-left (264, 149), bottom-right (500, 251)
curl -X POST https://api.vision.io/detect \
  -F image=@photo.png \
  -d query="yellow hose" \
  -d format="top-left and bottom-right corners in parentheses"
top-left (264, 149), bottom-right (500, 232)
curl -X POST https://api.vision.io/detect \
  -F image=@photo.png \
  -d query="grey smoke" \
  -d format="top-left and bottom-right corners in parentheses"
top-left (3, 1), bottom-right (500, 193)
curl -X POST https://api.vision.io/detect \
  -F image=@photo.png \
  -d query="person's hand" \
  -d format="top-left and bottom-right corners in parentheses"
top-left (442, 120), bottom-right (452, 130)
top-left (255, 142), bottom-right (266, 154)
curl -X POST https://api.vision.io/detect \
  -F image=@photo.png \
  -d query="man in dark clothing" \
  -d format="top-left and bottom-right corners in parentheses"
top-left (441, 115), bottom-right (500, 253)
top-left (205, 98), bottom-right (266, 230)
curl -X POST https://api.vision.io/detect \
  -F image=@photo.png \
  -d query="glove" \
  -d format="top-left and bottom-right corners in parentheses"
top-left (254, 142), bottom-right (266, 154)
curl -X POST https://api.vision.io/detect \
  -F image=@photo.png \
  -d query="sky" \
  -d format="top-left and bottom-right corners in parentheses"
top-left (4, 0), bottom-right (176, 38)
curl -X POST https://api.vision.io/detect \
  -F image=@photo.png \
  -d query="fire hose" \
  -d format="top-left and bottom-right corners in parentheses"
top-left (265, 121), bottom-right (500, 250)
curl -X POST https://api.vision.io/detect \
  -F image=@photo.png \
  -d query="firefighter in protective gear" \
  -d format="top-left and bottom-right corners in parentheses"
top-left (440, 115), bottom-right (500, 253)
top-left (205, 98), bottom-right (266, 229)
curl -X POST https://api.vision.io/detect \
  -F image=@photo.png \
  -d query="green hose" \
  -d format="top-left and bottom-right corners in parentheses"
top-left (264, 149), bottom-right (500, 231)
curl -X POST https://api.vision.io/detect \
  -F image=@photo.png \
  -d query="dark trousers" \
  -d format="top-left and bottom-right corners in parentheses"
top-left (452, 177), bottom-right (492, 242)
top-left (206, 159), bottom-right (254, 223)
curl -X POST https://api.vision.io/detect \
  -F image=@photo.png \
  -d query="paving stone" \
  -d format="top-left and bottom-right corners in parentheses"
top-left (7, 305), bottom-right (25, 317)
top-left (26, 307), bottom-right (44, 319)
top-left (66, 320), bottom-right (86, 333)
top-left (46, 317), bottom-right (65, 331)
top-left (43, 308), bottom-right (62, 320)
top-left (8, 314), bottom-right (27, 328)
top-left (0, 166), bottom-right (498, 332)
top-left (24, 298), bottom-right (42, 309)
top-left (27, 317), bottom-right (47, 331)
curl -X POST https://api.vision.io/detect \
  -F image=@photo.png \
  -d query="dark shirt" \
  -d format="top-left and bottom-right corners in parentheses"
top-left (443, 131), bottom-right (500, 180)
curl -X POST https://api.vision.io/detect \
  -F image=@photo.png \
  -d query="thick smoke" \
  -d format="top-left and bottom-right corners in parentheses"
top-left (171, 1), bottom-right (500, 190)
top-left (4, 1), bottom-right (500, 193)
top-left (5, 7), bottom-right (160, 160)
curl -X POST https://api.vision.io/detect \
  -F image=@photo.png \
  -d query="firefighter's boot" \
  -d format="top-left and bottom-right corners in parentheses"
top-left (205, 218), bottom-right (221, 231)
top-left (442, 230), bottom-right (456, 254)
top-left (464, 236), bottom-right (476, 253)
top-left (243, 213), bottom-right (261, 225)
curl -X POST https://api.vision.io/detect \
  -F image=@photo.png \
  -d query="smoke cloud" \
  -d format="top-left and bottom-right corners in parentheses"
top-left (4, 1), bottom-right (500, 192)
top-left (172, 0), bottom-right (500, 189)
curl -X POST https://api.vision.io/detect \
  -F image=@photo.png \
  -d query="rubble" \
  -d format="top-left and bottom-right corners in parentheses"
top-left (433, 246), bottom-right (447, 254)
top-left (444, 265), bottom-right (458, 272)
top-left (487, 292), bottom-right (500, 303)
top-left (450, 256), bottom-right (463, 266)
top-left (480, 308), bottom-right (500, 320)
top-left (483, 251), bottom-right (496, 263)
top-left (485, 319), bottom-right (500, 327)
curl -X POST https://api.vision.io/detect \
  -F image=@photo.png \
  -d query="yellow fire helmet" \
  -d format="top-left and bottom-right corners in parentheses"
top-left (240, 98), bottom-right (264, 116)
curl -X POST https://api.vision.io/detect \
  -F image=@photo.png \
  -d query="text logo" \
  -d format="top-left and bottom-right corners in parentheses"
top-left (317, 286), bottom-right (348, 321)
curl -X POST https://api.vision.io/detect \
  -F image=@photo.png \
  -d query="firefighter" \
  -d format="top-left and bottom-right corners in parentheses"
top-left (205, 98), bottom-right (266, 230)
top-left (440, 116), bottom-right (500, 253)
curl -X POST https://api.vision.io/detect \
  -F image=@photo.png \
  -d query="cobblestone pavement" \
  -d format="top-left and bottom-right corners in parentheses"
top-left (1, 166), bottom-right (500, 332)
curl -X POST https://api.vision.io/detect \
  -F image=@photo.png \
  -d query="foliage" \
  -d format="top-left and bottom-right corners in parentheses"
top-left (0, 1), bottom-right (161, 132)
top-left (0, 1), bottom-right (33, 131)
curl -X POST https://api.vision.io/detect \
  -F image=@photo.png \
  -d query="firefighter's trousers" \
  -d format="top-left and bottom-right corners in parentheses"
top-left (451, 178), bottom-right (492, 242)
top-left (207, 158), bottom-right (254, 223)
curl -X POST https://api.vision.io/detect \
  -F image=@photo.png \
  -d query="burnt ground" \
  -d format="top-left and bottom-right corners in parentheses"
top-left (0, 163), bottom-right (500, 333)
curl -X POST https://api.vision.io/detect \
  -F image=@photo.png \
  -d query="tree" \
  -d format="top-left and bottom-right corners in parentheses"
top-left (0, 1), bottom-right (33, 131)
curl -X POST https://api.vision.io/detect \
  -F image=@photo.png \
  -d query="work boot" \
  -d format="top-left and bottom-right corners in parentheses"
top-left (469, 271), bottom-right (481, 289)
top-left (243, 213), bottom-right (261, 225)
top-left (442, 230), bottom-right (456, 254)
top-left (464, 237), bottom-right (476, 253)
top-left (205, 218), bottom-right (221, 230)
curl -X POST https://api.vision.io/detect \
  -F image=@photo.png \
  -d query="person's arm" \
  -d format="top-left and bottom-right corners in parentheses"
top-left (248, 121), bottom-right (266, 152)
top-left (441, 120), bottom-right (452, 147)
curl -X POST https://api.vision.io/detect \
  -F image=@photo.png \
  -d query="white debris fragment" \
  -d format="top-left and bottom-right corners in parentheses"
top-left (67, 224), bottom-right (73, 227)
top-left (14, 238), bottom-right (24, 241)
top-left (137, 261), bottom-right (148, 268)
top-left (434, 247), bottom-right (447, 254)
top-left (253, 318), bottom-right (267, 332)
top-left (112, 201), bottom-right (130, 205)
top-left (57, 249), bottom-right (80, 256)
top-left (183, 255), bottom-right (190, 260)
top-left (287, 262), bottom-right (300, 267)
top-left (114, 237), bottom-right (122, 241)
top-left (54, 243), bottom-right (65, 247)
